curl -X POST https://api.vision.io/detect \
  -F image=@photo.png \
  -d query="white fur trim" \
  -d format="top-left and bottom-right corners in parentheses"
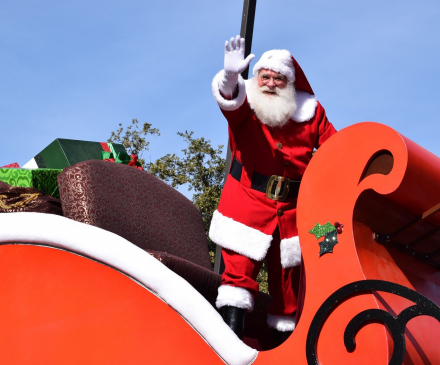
top-left (212, 70), bottom-right (247, 111)
top-left (244, 81), bottom-right (316, 123)
top-left (252, 50), bottom-right (295, 83)
top-left (267, 314), bottom-right (296, 332)
top-left (216, 285), bottom-right (254, 311)
top-left (280, 236), bottom-right (301, 268)
top-left (291, 91), bottom-right (317, 122)
top-left (22, 158), bottom-right (38, 169)
top-left (209, 210), bottom-right (272, 261)
top-left (0, 213), bottom-right (258, 365)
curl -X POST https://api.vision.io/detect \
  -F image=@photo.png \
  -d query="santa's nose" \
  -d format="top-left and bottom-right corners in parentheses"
top-left (267, 79), bottom-right (276, 88)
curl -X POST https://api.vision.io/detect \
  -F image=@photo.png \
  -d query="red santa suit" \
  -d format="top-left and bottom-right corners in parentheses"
top-left (209, 50), bottom-right (336, 331)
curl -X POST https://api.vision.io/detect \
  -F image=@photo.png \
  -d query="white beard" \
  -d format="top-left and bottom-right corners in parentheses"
top-left (246, 76), bottom-right (297, 128)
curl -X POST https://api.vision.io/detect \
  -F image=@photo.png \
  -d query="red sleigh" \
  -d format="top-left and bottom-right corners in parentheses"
top-left (0, 122), bottom-right (439, 364)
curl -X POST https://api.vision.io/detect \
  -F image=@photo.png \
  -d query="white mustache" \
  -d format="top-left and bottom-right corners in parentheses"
top-left (247, 76), bottom-right (297, 127)
top-left (259, 85), bottom-right (280, 95)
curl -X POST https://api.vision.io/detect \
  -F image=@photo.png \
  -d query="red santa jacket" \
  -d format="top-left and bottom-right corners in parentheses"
top-left (209, 71), bottom-right (337, 268)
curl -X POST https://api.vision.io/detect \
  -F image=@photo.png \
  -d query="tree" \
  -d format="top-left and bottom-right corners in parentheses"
top-left (148, 131), bottom-right (225, 262)
top-left (108, 119), bottom-right (160, 168)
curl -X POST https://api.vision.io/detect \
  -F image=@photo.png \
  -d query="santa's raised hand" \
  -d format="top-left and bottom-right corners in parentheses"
top-left (219, 35), bottom-right (255, 98)
top-left (224, 35), bottom-right (255, 75)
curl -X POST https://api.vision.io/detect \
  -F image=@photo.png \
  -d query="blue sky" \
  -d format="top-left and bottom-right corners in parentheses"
top-left (1, 0), bottom-right (440, 176)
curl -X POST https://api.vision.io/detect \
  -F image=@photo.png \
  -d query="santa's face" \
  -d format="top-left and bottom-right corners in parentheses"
top-left (246, 69), bottom-right (297, 128)
top-left (257, 69), bottom-right (288, 92)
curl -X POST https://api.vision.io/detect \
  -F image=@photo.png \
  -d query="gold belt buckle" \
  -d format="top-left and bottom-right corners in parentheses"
top-left (266, 175), bottom-right (290, 201)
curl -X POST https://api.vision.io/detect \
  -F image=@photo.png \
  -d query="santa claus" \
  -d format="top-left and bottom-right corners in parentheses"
top-left (210, 35), bottom-right (336, 339)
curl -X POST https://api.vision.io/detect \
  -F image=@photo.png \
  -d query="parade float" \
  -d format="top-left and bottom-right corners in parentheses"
top-left (1, 122), bottom-right (440, 365)
top-left (1, 2), bottom-right (440, 364)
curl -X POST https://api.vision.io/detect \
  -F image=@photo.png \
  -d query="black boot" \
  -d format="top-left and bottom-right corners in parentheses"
top-left (273, 329), bottom-right (293, 346)
top-left (277, 330), bottom-right (293, 342)
top-left (222, 305), bottom-right (246, 340)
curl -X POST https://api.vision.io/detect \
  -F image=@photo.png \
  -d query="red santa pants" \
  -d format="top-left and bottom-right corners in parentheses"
top-left (221, 227), bottom-right (300, 317)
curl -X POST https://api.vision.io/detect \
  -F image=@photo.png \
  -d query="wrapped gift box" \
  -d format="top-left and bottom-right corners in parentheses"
top-left (0, 168), bottom-right (62, 199)
top-left (23, 139), bottom-right (127, 169)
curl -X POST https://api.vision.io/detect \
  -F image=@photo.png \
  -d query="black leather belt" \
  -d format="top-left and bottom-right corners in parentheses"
top-left (230, 158), bottom-right (300, 201)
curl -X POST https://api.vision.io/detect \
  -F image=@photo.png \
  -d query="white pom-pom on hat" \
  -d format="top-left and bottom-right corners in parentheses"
top-left (252, 49), bottom-right (295, 83)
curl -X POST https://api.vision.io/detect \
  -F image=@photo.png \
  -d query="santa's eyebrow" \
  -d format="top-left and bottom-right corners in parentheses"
top-left (259, 72), bottom-right (285, 79)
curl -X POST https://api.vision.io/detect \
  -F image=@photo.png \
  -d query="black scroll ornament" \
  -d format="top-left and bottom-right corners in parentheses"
top-left (306, 280), bottom-right (440, 365)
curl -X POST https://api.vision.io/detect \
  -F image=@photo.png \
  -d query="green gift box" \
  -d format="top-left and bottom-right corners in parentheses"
top-left (23, 139), bottom-right (127, 169)
top-left (0, 169), bottom-right (62, 199)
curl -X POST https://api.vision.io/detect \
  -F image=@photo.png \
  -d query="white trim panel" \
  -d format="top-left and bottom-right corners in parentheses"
top-left (291, 91), bottom-right (317, 123)
top-left (280, 235), bottom-right (301, 268)
top-left (267, 314), bottom-right (296, 332)
top-left (0, 212), bottom-right (258, 365)
top-left (212, 70), bottom-right (247, 111)
top-left (216, 285), bottom-right (254, 312)
top-left (209, 210), bottom-right (272, 261)
top-left (252, 50), bottom-right (295, 83)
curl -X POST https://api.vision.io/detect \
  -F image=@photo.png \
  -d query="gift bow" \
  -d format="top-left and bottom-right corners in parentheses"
top-left (100, 143), bottom-right (143, 170)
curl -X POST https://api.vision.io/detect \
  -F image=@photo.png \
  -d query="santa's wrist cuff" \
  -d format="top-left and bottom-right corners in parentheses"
top-left (212, 70), bottom-right (247, 111)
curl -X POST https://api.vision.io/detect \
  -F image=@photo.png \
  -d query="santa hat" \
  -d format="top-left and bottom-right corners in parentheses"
top-left (252, 50), bottom-right (314, 95)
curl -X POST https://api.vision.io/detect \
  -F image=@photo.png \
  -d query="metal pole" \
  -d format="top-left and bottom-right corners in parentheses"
top-left (239, 0), bottom-right (257, 79)
top-left (214, 0), bottom-right (257, 274)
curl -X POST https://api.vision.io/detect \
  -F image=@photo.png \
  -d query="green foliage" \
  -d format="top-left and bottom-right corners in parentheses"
top-left (108, 119), bottom-right (160, 168)
top-left (148, 131), bottom-right (225, 256)
top-left (256, 260), bottom-right (269, 294)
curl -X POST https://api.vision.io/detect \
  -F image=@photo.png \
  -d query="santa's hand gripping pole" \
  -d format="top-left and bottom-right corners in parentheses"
top-left (219, 35), bottom-right (255, 99)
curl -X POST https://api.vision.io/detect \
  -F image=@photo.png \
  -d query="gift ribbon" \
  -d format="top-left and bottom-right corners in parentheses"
top-left (0, 193), bottom-right (42, 209)
top-left (100, 143), bottom-right (143, 170)
top-left (1, 162), bottom-right (19, 168)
